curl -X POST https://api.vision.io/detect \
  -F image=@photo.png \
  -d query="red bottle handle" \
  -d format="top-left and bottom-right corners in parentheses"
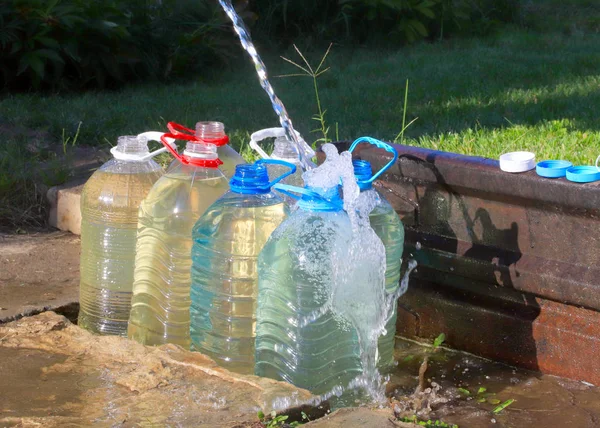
top-left (167, 121), bottom-right (230, 146)
top-left (160, 132), bottom-right (223, 168)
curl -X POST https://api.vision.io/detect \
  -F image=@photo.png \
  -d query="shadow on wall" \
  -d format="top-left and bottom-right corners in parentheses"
top-left (394, 152), bottom-right (541, 373)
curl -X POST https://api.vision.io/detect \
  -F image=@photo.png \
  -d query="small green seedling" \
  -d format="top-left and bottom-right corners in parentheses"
top-left (458, 386), bottom-right (505, 406)
top-left (457, 388), bottom-right (471, 396)
top-left (492, 399), bottom-right (515, 414)
top-left (258, 410), bottom-right (305, 427)
top-left (399, 415), bottom-right (458, 427)
top-left (433, 333), bottom-right (446, 349)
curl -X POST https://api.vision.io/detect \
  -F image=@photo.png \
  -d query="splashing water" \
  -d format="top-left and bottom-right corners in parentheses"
top-left (301, 144), bottom-right (417, 404)
top-left (218, 0), bottom-right (316, 171)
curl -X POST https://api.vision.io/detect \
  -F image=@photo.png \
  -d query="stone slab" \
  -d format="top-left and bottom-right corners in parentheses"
top-left (0, 232), bottom-right (80, 323)
top-left (307, 407), bottom-right (410, 427)
top-left (45, 145), bottom-right (109, 235)
top-left (0, 312), bottom-right (314, 427)
top-left (47, 181), bottom-right (85, 235)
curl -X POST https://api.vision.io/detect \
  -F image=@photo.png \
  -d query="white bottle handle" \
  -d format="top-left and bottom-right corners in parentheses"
top-left (110, 131), bottom-right (177, 161)
top-left (249, 127), bottom-right (315, 160)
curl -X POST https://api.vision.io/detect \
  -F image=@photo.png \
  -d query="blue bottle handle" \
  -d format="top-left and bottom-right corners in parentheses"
top-left (273, 183), bottom-right (343, 210)
top-left (348, 137), bottom-right (398, 185)
top-left (256, 159), bottom-right (297, 188)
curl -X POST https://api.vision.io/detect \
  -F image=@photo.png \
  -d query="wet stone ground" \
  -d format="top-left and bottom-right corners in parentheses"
top-left (1, 312), bottom-right (600, 427)
top-left (2, 233), bottom-right (600, 427)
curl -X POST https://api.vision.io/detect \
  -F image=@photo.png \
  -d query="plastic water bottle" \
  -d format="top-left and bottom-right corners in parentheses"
top-left (127, 133), bottom-right (229, 348)
top-left (167, 121), bottom-right (245, 178)
top-left (254, 183), bottom-right (364, 394)
top-left (350, 138), bottom-right (405, 369)
top-left (249, 127), bottom-right (313, 204)
top-left (190, 160), bottom-right (296, 374)
top-left (78, 135), bottom-right (164, 336)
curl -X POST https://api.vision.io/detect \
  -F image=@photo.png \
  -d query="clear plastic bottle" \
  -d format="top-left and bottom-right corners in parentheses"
top-left (127, 135), bottom-right (230, 348)
top-left (353, 159), bottom-right (405, 369)
top-left (254, 185), bottom-right (364, 394)
top-left (249, 128), bottom-right (311, 204)
top-left (167, 121), bottom-right (245, 179)
top-left (78, 136), bottom-right (163, 336)
top-left (190, 160), bottom-right (295, 374)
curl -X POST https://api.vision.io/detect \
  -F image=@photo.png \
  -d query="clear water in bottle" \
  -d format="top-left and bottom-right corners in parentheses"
top-left (128, 140), bottom-right (229, 348)
top-left (255, 185), bottom-right (364, 394)
top-left (255, 143), bottom-right (395, 405)
top-left (190, 161), bottom-right (293, 374)
top-left (79, 136), bottom-right (163, 336)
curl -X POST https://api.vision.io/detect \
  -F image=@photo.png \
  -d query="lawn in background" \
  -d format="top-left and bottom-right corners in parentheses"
top-left (2, 9), bottom-right (600, 229)
top-left (2, 27), bottom-right (599, 165)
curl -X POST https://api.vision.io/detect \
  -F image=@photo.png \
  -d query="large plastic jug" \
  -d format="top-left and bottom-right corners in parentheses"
top-left (127, 133), bottom-right (230, 348)
top-left (349, 137), bottom-right (405, 369)
top-left (79, 135), bottom-right (164, 336)
top-left (254, 182), bottom-right (365, 394)
top-left (167, 121), bottom-right (245, 178)
top-left (190, 159), bottom-right (296, 374)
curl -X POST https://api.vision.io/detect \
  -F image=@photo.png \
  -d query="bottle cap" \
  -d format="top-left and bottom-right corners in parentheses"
top-left (536, 160), bottom-right (573, 178)
top-left (566, 166), bottom-right (600, 183)
top-left (499, 152), bottom-right (536, 173)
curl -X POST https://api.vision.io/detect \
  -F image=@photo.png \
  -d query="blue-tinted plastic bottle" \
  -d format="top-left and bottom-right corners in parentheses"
top-left (190, 160), bottom-right (295, 374)
top-left (254, 184), bottom-right (364, 394)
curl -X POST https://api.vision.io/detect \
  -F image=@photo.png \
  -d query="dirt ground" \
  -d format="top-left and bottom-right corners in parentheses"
top-left (0, 231), bottom-right (80, 323)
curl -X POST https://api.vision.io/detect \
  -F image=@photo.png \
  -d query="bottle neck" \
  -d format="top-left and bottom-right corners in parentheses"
top-left (297, 186), bottom-right (343, 212)
top-left (195, 121), bottom-right (228, 146)
top-left (111, 135), bottom-right (150, 161)
top-left (271, 137), bottom-right (300, 162)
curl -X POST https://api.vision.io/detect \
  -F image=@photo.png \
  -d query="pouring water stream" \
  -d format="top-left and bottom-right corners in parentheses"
top-left (217, 2), bottom-right (418, 406)
top-left (218, 0), bottom-right (316, 171)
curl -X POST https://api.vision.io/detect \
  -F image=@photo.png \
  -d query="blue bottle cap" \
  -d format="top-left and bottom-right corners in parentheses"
top-left (536, 160), bottom-right (573, 178)
top-left (566, 166), bottom-right (600, 183)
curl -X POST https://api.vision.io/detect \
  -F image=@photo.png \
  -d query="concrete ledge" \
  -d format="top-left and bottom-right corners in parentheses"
top-left (331, 142), bottom-right (600, 386)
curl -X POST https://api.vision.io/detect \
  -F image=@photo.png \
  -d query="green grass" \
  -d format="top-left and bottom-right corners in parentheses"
top-left (2, 27), bottom-right (600, 164)
top-left (2, 24), bottom-right (600, 228)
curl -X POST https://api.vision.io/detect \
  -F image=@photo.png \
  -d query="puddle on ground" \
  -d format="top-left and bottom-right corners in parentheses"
top-left (2, 312), bottom-right (600, 427)
top-left (384, 338), bottom-right (600, 427)
top-left (0, 312), bottom-right (317, 427)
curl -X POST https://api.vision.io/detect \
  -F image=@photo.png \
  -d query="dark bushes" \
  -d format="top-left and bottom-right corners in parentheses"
top-left (0, 0), bottom-right (520, 91)
top-left (252, 0), bottom-right (521, 46)
top-left (0, 0), bottom-right (244, 91)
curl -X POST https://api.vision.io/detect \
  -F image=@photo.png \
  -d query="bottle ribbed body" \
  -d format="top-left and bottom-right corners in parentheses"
top-left (190, 192), bottom-right (288, 374)
top-left (255, 209), bottom-right (363, 394)
top-left (127, 163), bottom-right (229, 348)
top-left (78, 159), bottom-right (163, 336)
top-left (367, 190), bottom-right (405, 368)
